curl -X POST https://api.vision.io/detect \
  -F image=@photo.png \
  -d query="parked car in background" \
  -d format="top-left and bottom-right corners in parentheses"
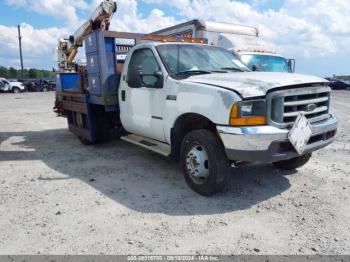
top-left (20, 79), bottom-right (37, 92)
top-left (35, 79), bottom-right (56, 92)
top-left (326, 78), bottom-right (350, 90)
top-left (0, 77), bottom-right (25, 93)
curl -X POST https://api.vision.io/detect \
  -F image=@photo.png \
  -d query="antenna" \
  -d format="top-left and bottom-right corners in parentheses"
top-left (18, 25), bottom-right (24, 80)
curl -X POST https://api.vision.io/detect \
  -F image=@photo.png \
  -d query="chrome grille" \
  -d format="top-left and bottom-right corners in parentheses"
top-left (267, 86), bottom-right (331, 128)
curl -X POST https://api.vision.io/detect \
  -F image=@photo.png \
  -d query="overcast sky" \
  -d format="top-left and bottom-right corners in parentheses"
top-left (0, 0), bottom-right (349, 77)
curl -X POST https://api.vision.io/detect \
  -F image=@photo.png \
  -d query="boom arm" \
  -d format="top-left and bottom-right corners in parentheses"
top-left (57, 0), bottom-right (117, 70)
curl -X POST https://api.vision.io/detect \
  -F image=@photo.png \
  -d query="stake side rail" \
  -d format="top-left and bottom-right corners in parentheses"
top-left (104, 31), bottom-right (207, 44)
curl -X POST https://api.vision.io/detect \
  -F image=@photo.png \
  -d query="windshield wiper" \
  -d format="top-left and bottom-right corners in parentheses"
top-left (175, 70), bottom-right (212, 76)
top-left (221, 67), bottom-right (247, 72)
top-left (209, 70), bottom-right (228, 73)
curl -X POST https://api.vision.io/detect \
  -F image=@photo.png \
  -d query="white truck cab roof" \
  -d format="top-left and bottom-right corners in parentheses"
top-left (238, 51), bottom-right (284, 58)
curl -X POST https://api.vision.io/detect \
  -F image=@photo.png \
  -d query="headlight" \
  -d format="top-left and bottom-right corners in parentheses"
top-left (229, 99), bottom-right (267, 126)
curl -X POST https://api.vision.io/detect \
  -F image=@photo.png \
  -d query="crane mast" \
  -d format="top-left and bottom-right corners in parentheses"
top-left (57, 0), bottom-right (117, 71)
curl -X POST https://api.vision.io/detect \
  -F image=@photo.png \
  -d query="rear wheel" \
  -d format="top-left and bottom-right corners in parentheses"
top-left (273, 153), bottom-right (312, 170)
top-left (180, 129), bottom-right (230, 196)
top-left (79, 136), bottom-right (94, 145)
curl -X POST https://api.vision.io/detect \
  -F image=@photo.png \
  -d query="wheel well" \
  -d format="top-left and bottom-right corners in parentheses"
top-left (170, 113), bottom-right (217, 161)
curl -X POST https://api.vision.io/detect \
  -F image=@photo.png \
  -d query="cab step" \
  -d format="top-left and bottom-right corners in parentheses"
top-left (121, 134), bottom-right (171, 157)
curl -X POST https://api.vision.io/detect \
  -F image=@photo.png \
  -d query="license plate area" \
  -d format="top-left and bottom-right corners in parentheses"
top-left (288, 113), bottom-right (312, 155)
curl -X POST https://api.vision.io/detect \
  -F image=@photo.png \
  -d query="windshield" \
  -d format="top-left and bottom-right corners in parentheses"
top-left (156, 44), bottom-right (249, 77)
top-left (240, 54), bottom-right (291, 73)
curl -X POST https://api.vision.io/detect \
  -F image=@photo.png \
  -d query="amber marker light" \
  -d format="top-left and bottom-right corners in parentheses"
top-left (229, 102), bottom-right (267, 126)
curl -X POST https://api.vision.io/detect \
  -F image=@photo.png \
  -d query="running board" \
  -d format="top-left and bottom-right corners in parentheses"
top-left (121, 134), bottom-right (171, 157)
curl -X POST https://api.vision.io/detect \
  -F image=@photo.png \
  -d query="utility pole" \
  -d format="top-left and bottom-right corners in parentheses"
top-left (18, 25), bottom-right (24, 80)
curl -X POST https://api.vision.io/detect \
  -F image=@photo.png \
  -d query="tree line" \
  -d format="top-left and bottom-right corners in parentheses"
top-left (0, 66), bottom-right (55, 79)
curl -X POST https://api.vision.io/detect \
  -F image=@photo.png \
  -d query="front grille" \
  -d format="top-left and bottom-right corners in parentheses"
top-left (267, 85), bottom-right (331, 128)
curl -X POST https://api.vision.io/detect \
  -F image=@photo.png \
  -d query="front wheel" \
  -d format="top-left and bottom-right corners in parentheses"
top-left (273, 153), bottom-right (312, 170)
top-left (180, 129), bottom-right (230, 196)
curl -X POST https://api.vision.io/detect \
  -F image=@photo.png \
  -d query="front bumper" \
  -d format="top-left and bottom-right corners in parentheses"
top-left (217, 114), bottom-right (338, 163)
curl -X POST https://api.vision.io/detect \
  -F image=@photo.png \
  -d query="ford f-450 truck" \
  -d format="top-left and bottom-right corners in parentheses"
top-left (55, 1), bottom-right (337, 196)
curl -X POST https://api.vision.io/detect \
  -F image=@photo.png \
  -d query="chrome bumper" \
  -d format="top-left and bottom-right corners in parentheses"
top-left (217, 114), bottom-right (338, 163)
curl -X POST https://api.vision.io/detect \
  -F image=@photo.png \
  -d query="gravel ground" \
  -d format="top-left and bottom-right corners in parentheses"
top-left (0, 91), bottom-right (349, 255)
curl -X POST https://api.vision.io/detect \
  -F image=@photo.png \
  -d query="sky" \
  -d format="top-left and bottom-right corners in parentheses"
top-left (0, 0), bottom-right (349, 77)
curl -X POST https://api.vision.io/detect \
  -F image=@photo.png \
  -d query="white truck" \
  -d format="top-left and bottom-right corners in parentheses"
top-left (56, 1), bottom-right (337, 196)
top-left (0, 78), bottom-right (25, 93)
top-left (152, 20), bottom-right (295, 73)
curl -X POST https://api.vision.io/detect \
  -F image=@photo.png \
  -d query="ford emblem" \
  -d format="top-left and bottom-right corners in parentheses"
top-left (306, 103), bottom-right (317, 112)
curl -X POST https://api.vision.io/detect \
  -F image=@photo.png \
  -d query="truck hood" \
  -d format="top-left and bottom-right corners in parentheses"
top-left (183, 72), bottom-right (328, 98)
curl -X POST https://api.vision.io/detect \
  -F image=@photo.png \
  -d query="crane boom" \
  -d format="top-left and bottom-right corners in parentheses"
top-left (57, 0), bottom-right (117, 70)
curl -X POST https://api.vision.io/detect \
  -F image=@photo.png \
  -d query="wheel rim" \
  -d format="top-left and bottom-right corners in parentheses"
top-left (14, 88), bottom-right (19, 93)
top-left (186, 143), bottom-right (209, 184)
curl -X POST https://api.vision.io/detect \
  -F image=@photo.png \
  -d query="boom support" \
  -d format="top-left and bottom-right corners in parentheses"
top-left (57, 0), bottom-right (117, 70)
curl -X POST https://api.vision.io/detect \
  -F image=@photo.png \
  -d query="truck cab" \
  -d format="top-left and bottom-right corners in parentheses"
top-left (119, 42), bottom-right (248, 144)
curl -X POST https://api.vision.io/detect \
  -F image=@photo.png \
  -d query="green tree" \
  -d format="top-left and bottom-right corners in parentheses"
top-left (0, 66), bottom-right (8, 78)
top-left (28, 68), bottom-right (38, 79)
top-left (23, 69), bottom-right (29, 79)
top-left (8, 67), bottom-right (18, 79)
top-left (0, 66), bottom-right (54, 79)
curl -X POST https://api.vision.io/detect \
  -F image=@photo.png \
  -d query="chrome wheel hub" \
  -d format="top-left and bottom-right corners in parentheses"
top-left (186, 144), bottom-right (209, 182)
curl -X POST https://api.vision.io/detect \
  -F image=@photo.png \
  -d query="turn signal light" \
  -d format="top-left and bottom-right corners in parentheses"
top-left (229, 103), bottom-right (267, 126)
top-left (229, 116), bottom-right (267, 126)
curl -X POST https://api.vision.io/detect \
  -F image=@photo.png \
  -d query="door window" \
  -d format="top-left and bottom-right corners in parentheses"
top-left (128, 49), bottom-right (160, 88)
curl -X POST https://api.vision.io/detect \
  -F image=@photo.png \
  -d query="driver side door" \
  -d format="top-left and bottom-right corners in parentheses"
top-left (119, 48), bottom-right (166, 141)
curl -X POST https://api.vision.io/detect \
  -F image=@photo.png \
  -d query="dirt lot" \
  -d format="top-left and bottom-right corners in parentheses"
top-left (0, 91), bottom-right (349, 255)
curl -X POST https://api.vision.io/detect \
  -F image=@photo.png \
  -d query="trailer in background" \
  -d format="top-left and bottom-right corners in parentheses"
top-left (152, 20), bottom-right (295, 73)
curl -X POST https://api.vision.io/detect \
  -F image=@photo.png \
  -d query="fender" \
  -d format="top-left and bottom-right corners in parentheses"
top-left (163, 79), bottom-right (242, 144)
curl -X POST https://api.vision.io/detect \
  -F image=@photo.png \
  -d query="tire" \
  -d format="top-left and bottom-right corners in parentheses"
top-left (273, 153), bottom-right (312, 170)
top-left (12, 87), bottom-right (20, 93)
top-left (42, 87), bottom-right (48, 92)
top-left (180, 129), bottom-right (230, 196)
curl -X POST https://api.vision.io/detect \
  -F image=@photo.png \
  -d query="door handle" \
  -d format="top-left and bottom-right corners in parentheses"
top-left (121, 90), bottom-right (126, 101)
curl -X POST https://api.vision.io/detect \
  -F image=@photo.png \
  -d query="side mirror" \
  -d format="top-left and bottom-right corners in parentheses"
top-left (153, 71), bottom-right (164, 89)
top-left (287, 59), bottom-right (295, 73)
top-left (127, 67), bottom-right (143, 88)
